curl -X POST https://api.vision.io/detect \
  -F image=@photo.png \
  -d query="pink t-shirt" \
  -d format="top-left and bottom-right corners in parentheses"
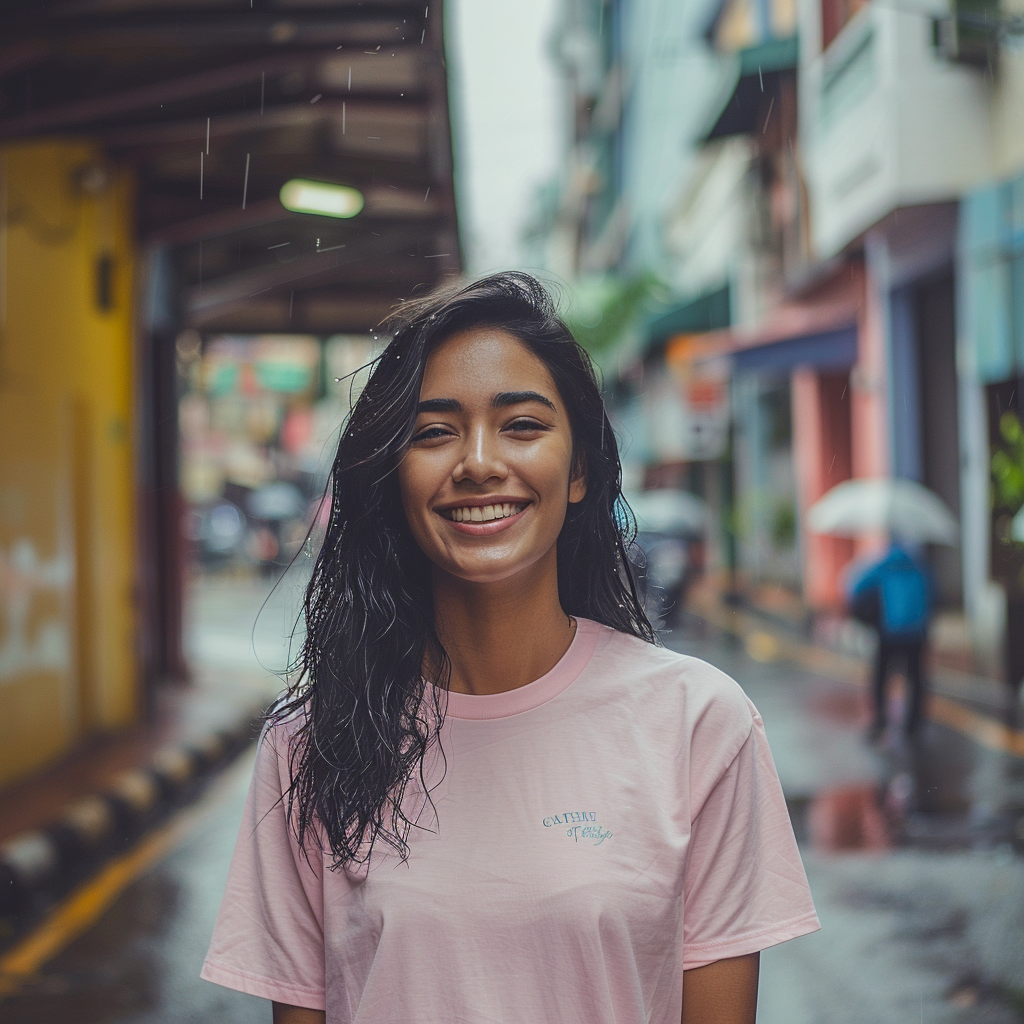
top-left (202, 619), bottom-right (819, 1022)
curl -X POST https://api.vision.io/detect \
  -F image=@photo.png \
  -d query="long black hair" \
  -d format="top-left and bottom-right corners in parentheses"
top-left (271, 271), bottom-right (654, 866)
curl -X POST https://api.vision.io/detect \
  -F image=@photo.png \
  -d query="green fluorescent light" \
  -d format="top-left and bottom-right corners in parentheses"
top-left (279, 179), bottom-right (364, 218)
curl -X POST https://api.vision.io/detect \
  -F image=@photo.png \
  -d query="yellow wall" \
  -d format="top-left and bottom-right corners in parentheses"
top-left (0, 140), bottom-right (138, 788)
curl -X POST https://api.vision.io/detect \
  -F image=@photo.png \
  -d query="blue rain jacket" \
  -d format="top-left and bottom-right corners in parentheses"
top-left (848, 545), bottom-right (931, 637)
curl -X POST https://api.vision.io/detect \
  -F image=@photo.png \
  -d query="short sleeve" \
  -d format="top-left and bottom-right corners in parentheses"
top-left (682, 700), bottom-right (820, 969)
top-left (201, 722), bottom-right (328, 1009)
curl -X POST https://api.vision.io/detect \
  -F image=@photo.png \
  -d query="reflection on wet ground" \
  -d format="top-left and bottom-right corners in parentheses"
top-left (802, 784), bottom-right (891, 853)
top-left (662, 615), bottom-right (1024, 1023)
top-left (670, 614), bottom-right (1024, 859)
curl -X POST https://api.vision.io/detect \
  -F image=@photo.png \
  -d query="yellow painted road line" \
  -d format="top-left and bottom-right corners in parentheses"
top-left (0, 813), bottom-right (193, 1000)
top-left (930, 694), bottom-right (1024, 759)
top-left (0, 750), bottom-right (252, 1002)
top-left (689, 599), bottom-right (1024, 760)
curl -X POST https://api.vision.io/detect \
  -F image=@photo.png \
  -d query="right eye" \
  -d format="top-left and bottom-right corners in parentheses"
top-left (411, 426), bottom-right (454, 443)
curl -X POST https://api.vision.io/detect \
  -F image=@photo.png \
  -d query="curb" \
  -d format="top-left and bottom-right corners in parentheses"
top-left (0, 706), bottom-right (265, 920)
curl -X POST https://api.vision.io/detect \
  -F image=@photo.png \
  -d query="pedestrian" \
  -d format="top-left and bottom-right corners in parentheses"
top-left (847, 542), bottom-right (932, 740)
top-left (201, 273), bottom-right (819, 1024)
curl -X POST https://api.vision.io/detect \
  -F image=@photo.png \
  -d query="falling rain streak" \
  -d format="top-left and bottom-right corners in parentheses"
top-left (242, 153), bottom-right (250, 209)
top-left (342, 102), bottom-right (346, 134)
top-left (199, 151), bottom-right (203, 199)
top-left (205, 116), bottom-right (210, 154)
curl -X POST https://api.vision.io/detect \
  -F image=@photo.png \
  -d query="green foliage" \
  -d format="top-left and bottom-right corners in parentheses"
top-left (562, 273), bottom-right (664, 357)
top-left (991, 411), bottom-right (1024, 513)
top-left (770, 499), bottom-right (797, 549)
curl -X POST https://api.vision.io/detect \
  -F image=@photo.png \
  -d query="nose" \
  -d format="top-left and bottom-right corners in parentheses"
top-left (452, 423), bottom-right (508, 485)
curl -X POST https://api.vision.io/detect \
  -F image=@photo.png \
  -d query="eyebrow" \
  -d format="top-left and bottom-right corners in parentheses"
top-left (416, 391), bottom-right (556, 414)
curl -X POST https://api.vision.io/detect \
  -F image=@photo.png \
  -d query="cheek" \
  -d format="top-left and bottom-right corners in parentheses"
top-left (526, 441), bottom-right (574, 499)
top-left (397, 457), bottom-right (428, 525)
top-left (397, 451), bottom-right (448, 541)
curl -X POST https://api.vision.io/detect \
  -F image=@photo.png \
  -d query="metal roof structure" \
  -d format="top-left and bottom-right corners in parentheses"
top-left (0, 0), bottom-right (462, 682)
top-left (0, 0), bottom-right (462, 334)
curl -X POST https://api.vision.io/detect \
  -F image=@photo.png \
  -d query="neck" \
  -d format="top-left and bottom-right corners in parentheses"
top-left (430, 551), bottom-right (575, 696)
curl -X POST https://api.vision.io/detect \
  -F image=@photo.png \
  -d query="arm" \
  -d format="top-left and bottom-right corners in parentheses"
top-left (681, 952), bottom-right (760, 1024)
top-left (273, 1003), bottom-right (326, 1024)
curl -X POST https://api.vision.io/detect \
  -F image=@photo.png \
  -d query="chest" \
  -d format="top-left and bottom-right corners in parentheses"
top-left (323, 719), bottom-right (690, 947)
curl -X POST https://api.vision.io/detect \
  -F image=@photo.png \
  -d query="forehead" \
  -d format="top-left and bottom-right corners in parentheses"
top-left (420, 327), bottom-right (559, 399)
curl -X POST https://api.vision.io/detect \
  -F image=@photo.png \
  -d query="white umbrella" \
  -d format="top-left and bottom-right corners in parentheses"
top-left (623, 489), bottom-right (708, 536)
top-left (806, 478), bottom-right (958, 545)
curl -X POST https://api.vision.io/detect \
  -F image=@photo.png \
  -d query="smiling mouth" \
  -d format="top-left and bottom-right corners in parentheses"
top-left (440, 502), bottom-right (528, 523)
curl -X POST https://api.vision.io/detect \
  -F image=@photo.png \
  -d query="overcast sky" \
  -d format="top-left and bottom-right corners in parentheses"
top-left (447, 0), bottom-right (563, 274)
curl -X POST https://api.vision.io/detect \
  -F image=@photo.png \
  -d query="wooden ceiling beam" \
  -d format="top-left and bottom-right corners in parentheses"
top-left (0, 51), bottom-right (314, 136)
top-left (94, 97), bottom-right (428, 150)
top-left (185, 291), bottom-right (406, 334)
top-left (146, 184), bottom-right (446, 245)
top-left (0, 45), bottom-right (428, 138)
top-left (184, 226), bottom-right (436, 314)
top-left (29, 12), bottom-right (419, 50)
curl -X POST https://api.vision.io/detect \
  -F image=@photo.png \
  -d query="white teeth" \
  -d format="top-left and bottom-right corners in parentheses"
top-left (448, 503), bottom-right (525, 523)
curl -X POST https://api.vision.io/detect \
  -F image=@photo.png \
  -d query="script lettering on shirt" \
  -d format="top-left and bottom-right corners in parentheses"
top-left (540, 810), bottom-right (611, 845)
top-left (566, 824), bottom-right (613, 846)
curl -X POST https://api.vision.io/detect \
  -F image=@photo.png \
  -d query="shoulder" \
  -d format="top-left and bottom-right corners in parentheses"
top-left (253, 704), bottom-right (309, 787)
top-left (586, 623), bottom-right (756, 757)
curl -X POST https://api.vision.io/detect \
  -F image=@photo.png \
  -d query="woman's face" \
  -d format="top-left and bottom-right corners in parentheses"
top-left (397, 327), bottom-right (585, 586)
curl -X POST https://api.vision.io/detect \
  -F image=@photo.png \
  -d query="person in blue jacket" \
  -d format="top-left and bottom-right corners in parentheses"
top-left (847, 543), bottom-right (932, 740)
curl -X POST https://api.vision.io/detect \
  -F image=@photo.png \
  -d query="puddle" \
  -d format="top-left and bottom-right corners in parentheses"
top-left (789, 778), bottom-right (1024, 854)
top-left (805, 784), bottom-right (891, 853)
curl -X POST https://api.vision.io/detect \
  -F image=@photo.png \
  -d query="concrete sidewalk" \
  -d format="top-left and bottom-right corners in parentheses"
top-left (0, 571), bottom-right (290, 938)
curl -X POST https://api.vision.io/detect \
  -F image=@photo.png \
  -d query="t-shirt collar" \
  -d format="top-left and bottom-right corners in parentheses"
top-left (435, 617), bottom-right (602, 720)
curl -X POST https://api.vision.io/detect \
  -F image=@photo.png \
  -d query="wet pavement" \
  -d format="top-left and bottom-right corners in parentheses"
top-left (671, 616), bottom-right (1024, 1024)
top-left (3, 579), bottom-right (1024, 1022)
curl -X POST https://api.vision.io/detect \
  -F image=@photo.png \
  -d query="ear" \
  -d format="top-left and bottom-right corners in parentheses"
top-left (568, 453), bottom-right (587, 504)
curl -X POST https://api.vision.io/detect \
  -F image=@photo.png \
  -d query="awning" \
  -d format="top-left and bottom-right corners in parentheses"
top-left (668, 288), bottom-right (860, 374)
top-left (730, 325), bottom-right (857, 371)
top-left (704, 37), bottom-right (799, 141)
top-left (645, 285), bottom-right (731, 356)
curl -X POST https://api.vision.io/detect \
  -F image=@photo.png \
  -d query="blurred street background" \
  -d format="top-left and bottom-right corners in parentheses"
top-left (2, 0), bottom-right (1024, 1020)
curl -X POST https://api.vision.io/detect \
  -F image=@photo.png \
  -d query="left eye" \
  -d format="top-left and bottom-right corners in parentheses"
top-left (506, 419), bottom-right (547, 432)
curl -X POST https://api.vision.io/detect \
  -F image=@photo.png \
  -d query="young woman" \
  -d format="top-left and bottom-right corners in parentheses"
top-left (201, 272), bottom-right (819, 1024)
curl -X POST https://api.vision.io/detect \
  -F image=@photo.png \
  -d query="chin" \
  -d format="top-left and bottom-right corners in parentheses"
top-left (439, 547), bottom-right (547, 586)
top-left (445, 562), bottom-right (529, 586)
